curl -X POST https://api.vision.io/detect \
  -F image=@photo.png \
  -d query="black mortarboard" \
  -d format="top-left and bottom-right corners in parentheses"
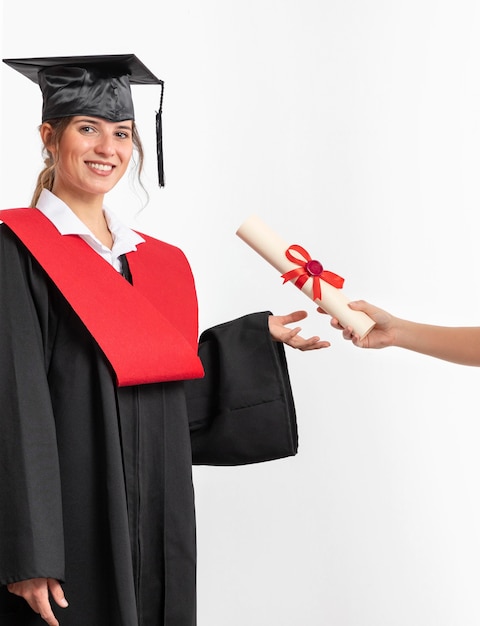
top-left (2, 54), bottom-right (165, 186)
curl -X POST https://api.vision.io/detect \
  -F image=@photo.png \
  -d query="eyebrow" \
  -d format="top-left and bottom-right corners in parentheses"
top-left (74, 118), bottom-right (133, 129)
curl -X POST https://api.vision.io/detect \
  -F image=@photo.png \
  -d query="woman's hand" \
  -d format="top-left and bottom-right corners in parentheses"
top-left (7, 578), bottom-right (68, 626)
top-left (325, 300), bottom-right (396, 349)
top-left (269, 310), bottom-right (330, 351)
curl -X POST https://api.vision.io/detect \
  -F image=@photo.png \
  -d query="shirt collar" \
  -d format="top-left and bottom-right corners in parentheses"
top-left (36, 189), bottom-right (145, 256)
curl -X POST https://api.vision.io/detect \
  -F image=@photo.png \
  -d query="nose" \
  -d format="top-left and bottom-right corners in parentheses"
top-left (95, 135), bottom-right (115, 157)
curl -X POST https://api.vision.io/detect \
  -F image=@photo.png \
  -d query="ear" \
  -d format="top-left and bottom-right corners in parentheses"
top-left (40, 122), bottom-right (56, 153)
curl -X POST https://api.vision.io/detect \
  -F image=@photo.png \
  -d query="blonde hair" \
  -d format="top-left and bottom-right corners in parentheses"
top-left (30, 118), bottom-right (146, 207)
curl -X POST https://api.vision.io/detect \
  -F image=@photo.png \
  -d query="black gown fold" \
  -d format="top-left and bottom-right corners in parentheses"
top-left (0, 225), bottom-right (298, 626)
top-left (187, 313), bottom-right (298, 465)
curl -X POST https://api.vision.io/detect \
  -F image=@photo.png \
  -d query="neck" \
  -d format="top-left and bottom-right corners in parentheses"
top-left (51, 187), bottom-right (113, 249)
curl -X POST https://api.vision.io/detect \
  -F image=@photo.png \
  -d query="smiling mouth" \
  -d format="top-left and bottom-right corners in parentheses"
top-left (86, 162), bottom-right (113, 172)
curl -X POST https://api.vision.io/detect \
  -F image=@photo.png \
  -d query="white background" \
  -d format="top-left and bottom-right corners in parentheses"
top-left (2, 2), bottom-right (480, 625)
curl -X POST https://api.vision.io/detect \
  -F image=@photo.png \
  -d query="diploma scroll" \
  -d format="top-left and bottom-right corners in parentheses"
top-left (236, 215), bottom-right (375, 340)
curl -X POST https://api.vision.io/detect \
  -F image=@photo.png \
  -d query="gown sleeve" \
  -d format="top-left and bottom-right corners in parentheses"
top-left (186, 311), bottom-right (298, 465)
top-left (0, 227), bottom-right (65, 585)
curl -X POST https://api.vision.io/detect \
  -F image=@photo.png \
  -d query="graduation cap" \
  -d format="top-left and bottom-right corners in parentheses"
top-left (2, 53), bottom-right (165, 186)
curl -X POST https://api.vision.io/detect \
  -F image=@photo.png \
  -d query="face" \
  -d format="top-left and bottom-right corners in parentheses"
top-left (42, 116), bottom-right (134, 201)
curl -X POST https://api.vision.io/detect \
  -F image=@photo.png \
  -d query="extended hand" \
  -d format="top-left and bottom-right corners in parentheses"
top-left (7, 578), bottom-right (68, 626)
top-left (326, 300), bottom-right (396, 349)
top-left (269, 310), bottom-right (330, 351)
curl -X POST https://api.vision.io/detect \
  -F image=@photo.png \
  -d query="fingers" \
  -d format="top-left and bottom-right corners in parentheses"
top-left (269, 311), bottom-right (330, 350)
top-left (297, 337), bottom-right (331, 351)
top-left (282, 327), bottom-right (330, 351)
top-left (7, 578), bottom-right (67, 626)
top-left (347, 299), bottom-right (367, 310)
top-left (337, 323), bottom-right (360, 343)
top-left (341, 325), bottom-right (354, 340)
top-left (48, 578), bottom-right (69, 609)
top-left (8, 581), bottom-right (58, 626)
top-left (329, 317), bottom-right (342, 330)
top-left (320, 300), bottom-right (373, 318)
top-left (343, 327), bottom-right (360, 344)
top-left (348, 299), bottom-right (383, 319)
top-left (38, 600), bottom-right (60, 626)
top-left (276, 310), bottom-right (308, 325)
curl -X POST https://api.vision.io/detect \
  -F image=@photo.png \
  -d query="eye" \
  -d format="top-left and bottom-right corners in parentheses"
top-left (115, 130), bottom-right (131, 140)
top-left (79, 125), bottom-right (96, 135)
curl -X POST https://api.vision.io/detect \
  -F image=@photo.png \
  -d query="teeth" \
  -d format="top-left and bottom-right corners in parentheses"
top-left (87, 162), bottom-right (113, 172)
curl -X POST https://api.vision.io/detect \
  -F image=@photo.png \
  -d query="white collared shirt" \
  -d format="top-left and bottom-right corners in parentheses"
top-left (36, 189), bottom-right (145, 272)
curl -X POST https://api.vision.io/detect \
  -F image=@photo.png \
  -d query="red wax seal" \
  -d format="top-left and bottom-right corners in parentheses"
top-left (282, 244), bottom-right (344, 301)
top-left (305, 259), bottom-right (323, 276)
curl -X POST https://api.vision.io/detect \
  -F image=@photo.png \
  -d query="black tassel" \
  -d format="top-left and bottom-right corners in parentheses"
top-left (156, 81), bottom-right (165, 187)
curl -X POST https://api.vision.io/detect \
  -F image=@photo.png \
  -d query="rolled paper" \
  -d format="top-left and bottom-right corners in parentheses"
top-left (236, 214), bottom-right (375, 340)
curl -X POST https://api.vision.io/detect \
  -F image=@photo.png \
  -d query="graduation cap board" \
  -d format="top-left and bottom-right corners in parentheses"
top-left (2, 54), bottom-right (165, 186)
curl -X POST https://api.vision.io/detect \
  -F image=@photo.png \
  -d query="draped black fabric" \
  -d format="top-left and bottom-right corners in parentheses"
top-left (0, 225), bottom-right (298, 626)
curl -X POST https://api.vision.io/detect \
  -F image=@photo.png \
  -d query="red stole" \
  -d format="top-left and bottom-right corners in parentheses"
top-left (0, 208), bottom-right (204, 387)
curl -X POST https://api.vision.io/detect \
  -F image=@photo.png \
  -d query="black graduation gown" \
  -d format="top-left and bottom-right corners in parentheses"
top-left (0, 223), bottom-right (298, 626)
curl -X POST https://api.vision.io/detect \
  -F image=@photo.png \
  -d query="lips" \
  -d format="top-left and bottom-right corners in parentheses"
top-left (86, 162), bottom-right (113, 172)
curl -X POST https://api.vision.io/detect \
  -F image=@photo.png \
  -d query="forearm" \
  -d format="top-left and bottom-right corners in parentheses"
top-left (394, 319), bottom-right (480, 366)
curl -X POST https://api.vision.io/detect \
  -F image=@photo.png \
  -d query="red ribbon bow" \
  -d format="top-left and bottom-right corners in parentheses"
top-left (281, 244), bottom-right (344, 301)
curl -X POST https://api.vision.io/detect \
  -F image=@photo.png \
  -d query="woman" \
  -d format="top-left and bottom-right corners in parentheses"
top-left (0, 54), bottom-right (329, 626)
top-left (330, 300), bottom-right (480, 365)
